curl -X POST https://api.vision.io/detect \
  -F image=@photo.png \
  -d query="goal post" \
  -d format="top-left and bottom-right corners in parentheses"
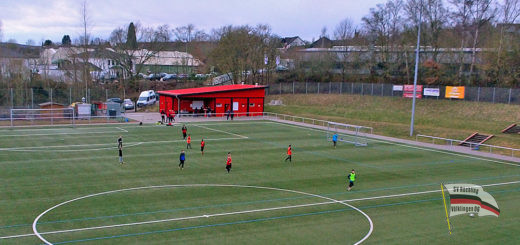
top-left (326, 121), bottom-right (372, 147)
top-left (10, 108), bottom-right (75, 127)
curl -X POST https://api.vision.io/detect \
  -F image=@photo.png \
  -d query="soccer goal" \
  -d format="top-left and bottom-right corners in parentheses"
top-left (326, 121), bottom-right (372, 147)
top-left (10, 108), bottom-right (75, 127)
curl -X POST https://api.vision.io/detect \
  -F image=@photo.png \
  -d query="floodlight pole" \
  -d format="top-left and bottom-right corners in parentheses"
top-left (410, 2), bottom-right (422, 137)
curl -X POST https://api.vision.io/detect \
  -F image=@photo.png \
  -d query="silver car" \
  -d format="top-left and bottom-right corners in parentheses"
top-left (123, 99), bottom-right (134, 110)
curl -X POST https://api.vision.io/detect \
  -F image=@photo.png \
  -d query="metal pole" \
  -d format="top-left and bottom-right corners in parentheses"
top-left (279, 83), bottom-right (282, 94)
top-left (31, 88), bottom-right (34, 109)
top-left (508, 88), bottom-right (512, 104)
top-left (381, 84), bottom-right (384, 96)
top-left (371, 83), bottom-right (374, 96)
top-left (317, 83), bottom-right (320, 94)
top-left (305, 82), bottom-right (308, 94)
top-left (50, 88), bottom-right (53, 125)
top-left (340, 82), bottom-right (343, 94)
top-left (477, 87), bottom-right (480, 102)
top-left (410, 1), bottom-right (422, 137)
top-left (361, 83), bottom-right (364, 95)
top-left (292, 81), bottom-right (295, 94)
top-left (329, 81), bottom-right (331, 94)
top-left (69, 87), bottom-right (72, 105)
top-left (10, 88), bottom-right (14, 109)
top-left (351, 82), bottom-right (354, 94)
top-left (492, 87), bottom-right (496, 103)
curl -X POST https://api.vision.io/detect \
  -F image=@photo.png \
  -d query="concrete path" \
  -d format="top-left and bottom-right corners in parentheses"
top-left (124, 112), bottom-right (520, 164)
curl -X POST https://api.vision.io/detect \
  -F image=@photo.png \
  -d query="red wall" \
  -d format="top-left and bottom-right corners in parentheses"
top-left (215, 98), bottom-right (231, 115)
top-left (248, 98), bottom-right (264, 116)
top-left (160, 88), bottom-right (265, 117)
top-left (181, 88), bottom-right (265, 99)
top-left (159, 95), bottom-right (173, 113)
top-left (233, 98), bottom-right (248, 115)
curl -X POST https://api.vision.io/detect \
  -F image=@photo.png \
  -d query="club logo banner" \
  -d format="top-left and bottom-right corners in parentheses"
top-left (444, 183), bottom-right (500, 217)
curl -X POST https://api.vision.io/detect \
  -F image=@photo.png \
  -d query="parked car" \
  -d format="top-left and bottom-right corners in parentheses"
top-left (162, 73), bottom-right (177, 81)
top-left (123, 99), bottom-right (134, 110)
top-left (107, 97), bottom-right (123, 104)
top-left (137, 90), bottom-right (157, 107)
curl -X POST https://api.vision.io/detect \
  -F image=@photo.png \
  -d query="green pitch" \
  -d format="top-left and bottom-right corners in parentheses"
top-left (0, 121), bottom-right (519, 244)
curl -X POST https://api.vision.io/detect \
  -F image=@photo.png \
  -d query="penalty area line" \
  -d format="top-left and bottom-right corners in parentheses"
top-left (192, 125), bottom-right (248, 139)
top-left (0, 137), bottom-right (246, 152)
top-left (268, 121), bottom-right (519, 167)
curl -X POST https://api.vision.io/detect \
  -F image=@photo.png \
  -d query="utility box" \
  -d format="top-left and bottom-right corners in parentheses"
top-left (105, 102), bottom-right (122, 117)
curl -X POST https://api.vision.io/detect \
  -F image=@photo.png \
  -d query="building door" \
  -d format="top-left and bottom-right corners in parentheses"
top-left (215, 98), bottom-right (231, 116)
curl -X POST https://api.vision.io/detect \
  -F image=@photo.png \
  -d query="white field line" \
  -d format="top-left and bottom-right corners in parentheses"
top-left (31, 184), bottom-right (373, 245)
top-left (115, 127), bottom-right (128, 133)
top-left (0, 131), bottom-right (126, 137)
top-left (0, 137), bottom-right (245, 152)
top-left (192, 125), bottom-right (248, 139)
top-left (0, 127), bottom-right (116, 132)
top-left (269, 121), bottom-right (520, 167)
top-left (2, 180), bottom-right (518, 240)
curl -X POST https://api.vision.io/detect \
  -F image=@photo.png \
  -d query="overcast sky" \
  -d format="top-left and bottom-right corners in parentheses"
top-left (0, 0), bottom-right (388, 45)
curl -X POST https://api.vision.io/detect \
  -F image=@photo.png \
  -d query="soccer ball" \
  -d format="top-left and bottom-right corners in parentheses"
top-left (469, 213), bottom-right (476, 218)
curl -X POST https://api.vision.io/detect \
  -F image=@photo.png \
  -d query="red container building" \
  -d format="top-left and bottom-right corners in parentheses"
top-left (157, 84), bottom-right (267, 117)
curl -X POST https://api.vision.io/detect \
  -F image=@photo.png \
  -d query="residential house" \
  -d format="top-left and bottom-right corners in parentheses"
top-left (0, 43), bottom-right (40, 79)
top-left (281, 36), bottom-right (305, 49)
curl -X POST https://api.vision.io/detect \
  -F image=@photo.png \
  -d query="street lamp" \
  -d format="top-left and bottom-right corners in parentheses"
top-left (410, 1), bottom-right (423, 137)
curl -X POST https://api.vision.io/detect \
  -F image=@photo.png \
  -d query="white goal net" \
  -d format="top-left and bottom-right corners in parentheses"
top-left (326, 121), bottom-right (372, 147)
top-left (10, 108), bottom-right (75, 127)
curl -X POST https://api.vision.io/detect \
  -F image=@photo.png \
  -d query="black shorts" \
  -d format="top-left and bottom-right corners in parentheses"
top-left (226, 164), bottom-right (232, 169)
top-left (333, 140), bottom-right (337, 146)
top-left (349, 181), bottom-right (354, 187)
top-left (180, 160), bottom-right (185, 164)
top-left (201, 146), bottom-right (204, 151)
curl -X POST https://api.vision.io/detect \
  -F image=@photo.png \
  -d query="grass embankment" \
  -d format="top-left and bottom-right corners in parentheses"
top-left (265, 94), bottom-right (520, 149)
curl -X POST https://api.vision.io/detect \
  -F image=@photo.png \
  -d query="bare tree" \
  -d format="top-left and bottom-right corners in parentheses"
top-left (468, 0), bottom-right (496, 84)
top-left (334, 18), bottom-right (355, 42)
top-left (174, 24), bottom-right (208, 77)
top-left (26, 39), bottom-right (35, 46)
top-left (449, 0), bottom-right (472, 83)
top-left (363, 0), bottom-right (404, 79)
top-left (320, 26), bottom-right (328, 38)
top-left (210, 25), bottom-right (278, 84)
top-left (109, 23), bottom-right (169, 91)
top-left (496, 0), bottom-right (520, 73)
top-left (407, 0), bottom-right (448, 62)
top-left (79, 0), bottom-right (91, 101)
top-left (334, 18), bottom-right (356, 82)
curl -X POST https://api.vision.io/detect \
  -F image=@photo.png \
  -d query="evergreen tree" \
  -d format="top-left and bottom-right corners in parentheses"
top-left (61, 35), bottom-right (71, 45)
top-left (126, 22), bottom-right (137, 49)
top-left (43, 40), bottom-right (53, 46)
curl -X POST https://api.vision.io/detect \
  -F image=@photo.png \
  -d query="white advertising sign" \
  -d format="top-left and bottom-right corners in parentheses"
top-left (393, 85), bottom-right (403, 91)
top-left (424, 88), bottom-right (440, 96)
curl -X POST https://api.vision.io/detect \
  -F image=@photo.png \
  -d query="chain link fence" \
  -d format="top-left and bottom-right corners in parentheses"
top-left (266, 81), bottom-right (520, 105)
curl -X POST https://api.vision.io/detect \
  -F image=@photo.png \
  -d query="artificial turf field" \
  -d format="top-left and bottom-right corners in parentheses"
top-left (0, 120), bottom-right (519, 244)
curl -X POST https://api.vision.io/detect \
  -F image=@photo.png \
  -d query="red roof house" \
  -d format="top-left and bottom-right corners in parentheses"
top-left (157, 84), bottom-right (267, 117)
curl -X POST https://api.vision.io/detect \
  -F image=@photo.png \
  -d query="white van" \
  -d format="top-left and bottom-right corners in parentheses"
top-left (137, 90), bottom-right (157, 107)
